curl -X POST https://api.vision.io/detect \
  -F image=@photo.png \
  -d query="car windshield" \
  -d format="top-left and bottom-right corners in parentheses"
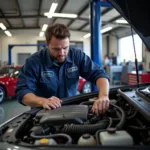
top-left (0, 66), bottom-right (15, 76)
top-left (10, 68), bottom-right (21, 77)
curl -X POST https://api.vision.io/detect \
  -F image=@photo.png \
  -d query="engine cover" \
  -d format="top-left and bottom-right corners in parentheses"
top-left (36, 105), bottom-right (88, 125)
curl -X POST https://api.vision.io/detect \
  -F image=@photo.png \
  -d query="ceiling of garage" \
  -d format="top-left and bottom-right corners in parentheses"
top-left (0, 0), bottom-right (129, 34)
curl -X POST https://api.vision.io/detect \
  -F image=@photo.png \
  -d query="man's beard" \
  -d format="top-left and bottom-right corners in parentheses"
top-left (50, 54), bottom-right (66, 63)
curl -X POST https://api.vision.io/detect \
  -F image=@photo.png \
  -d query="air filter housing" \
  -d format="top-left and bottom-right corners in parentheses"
top-left (35, 105), bottom-right (88, 125)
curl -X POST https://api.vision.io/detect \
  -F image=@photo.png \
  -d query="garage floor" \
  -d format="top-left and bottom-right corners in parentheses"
top-left (0, 84), bottom-right (123, 125)
top-left (0, 98), bottom-right (30, 125)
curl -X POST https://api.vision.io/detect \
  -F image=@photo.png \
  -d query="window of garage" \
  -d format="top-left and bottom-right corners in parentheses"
top-left (118, 34), bottom-right (142, 62)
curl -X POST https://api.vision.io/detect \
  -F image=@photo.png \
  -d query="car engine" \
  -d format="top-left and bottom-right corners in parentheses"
top-left (0, 84), bottom-right (150, 148)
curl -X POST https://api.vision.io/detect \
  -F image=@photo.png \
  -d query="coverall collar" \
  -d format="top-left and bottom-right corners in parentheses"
top-left (46, 48), bottom-right (72, 68)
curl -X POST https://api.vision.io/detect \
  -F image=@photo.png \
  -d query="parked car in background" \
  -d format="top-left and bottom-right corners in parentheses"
top-left (77, 77), bottom-right (92, 94)
top-left (0, 66), bottom-right (91, 103)
top-left (0, 65), bottom-right (20, 76)
top-left (0, 66), bottom-right (21, 103)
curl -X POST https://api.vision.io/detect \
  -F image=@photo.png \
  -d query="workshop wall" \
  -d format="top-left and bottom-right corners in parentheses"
top-left (83, 37), bottom-right (91, 57)
top-left (109, 35), bottom-right (118, 56)
top-left (113, 28), bottom-right (150, 71)
top-left (82, 36), bottom-right (108, 59)
top-left (142, 43), bottom-right (150, 71)
top-left (0, 30), bottom-right (117, 67)
top-left (0, 30), bottom-right (88, 65)
top-left (81, 36), bottom-right (110, 66)
top-left (102, 36), bottom-right (107, 60)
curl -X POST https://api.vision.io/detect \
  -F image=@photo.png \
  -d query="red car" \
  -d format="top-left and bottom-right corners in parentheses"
top-left (0, 66), bottom-right (21, 103)
top-left (0, 66), bottom-right (91, 103)
top-left (77, 77), bottom-right (92, 94)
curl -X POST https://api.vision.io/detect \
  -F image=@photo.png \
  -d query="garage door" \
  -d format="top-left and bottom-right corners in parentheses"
top-left (17, 53), bottom-right (31, 65)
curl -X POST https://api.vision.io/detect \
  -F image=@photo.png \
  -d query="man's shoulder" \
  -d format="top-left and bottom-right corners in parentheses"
top-left (69, 47), bottom-right (84, 58)
top-left (69, 47), bottom-right (82, 53)
top-left (27, 48), bottom-right (47, 62)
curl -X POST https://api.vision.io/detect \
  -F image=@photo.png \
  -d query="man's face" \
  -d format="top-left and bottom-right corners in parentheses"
top-left (46, 36), bottom-right (69, 63)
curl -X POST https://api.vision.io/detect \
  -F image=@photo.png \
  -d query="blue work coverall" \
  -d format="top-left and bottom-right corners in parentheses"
top-left (15, 47), bottom-right (109, 104)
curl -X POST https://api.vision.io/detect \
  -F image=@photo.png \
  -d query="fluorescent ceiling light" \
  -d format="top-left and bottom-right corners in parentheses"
top-left (0, 23), bottom-right (6, 30)
top-left (44, 12), bottom-right (49, 16)
top-left (39, 31), bottom-right (44, 37)
top-left (101, 26), bottom-right (113, 33)
top-left (42, 24), bottom-right (48, 31)
top-left (4, 30), bottom-right (12, 37)
top-left (47, 2), bottom-right (58, 18)
top-left (116, 19), bottom-right (128, 24)
top-left (44, 12), bottom-right (77, 18)
top-left (83, 27), bottom-right (113, 38)
top-left (53, 13), bottom-right (77, 18)
top-left (83, 33), bottom-right (91, 38)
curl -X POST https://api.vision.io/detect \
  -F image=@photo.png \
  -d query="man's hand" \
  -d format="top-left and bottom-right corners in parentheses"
top-left (42, 96), bottom-right (62, 110)
top-left (92, 95), bottom-right (110, 115)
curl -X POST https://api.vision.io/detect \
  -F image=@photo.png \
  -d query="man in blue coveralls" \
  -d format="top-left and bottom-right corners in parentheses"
top-left (16, 23), bottom-right (110, 115)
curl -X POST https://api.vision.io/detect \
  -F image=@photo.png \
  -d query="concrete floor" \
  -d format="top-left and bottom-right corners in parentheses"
top-left (0, 98), bottom-right (30, 125)
top-left (0, 84), bottom-right (123, 125)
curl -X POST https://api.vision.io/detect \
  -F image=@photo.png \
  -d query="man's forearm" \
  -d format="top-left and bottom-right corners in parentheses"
top-left (92, 78), bottom-right (110, 114)
top-left (22, 93), bottom-right (47, 107)
top-left (96, 78), bottom-right (109, 97)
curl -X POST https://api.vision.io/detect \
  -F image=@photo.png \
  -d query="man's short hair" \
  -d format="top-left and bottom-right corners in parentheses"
top-left (45, 23), bottom-right (70, 43)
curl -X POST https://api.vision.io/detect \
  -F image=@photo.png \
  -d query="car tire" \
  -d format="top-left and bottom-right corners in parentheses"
top-left (0, 86), bottom-right (5, 104)
top-left (82, 82), bottom-right (92, 94)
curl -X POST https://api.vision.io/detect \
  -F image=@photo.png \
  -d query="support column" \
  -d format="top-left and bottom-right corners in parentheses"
top-left (90, 0), bottom-right (102, 67)
top-left (90, 0), bottom-right (102, 91)
top-left (8, 45), bottom-right (13, 65)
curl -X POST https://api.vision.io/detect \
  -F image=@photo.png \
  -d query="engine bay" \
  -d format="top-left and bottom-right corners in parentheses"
top-left (0, 84), bottom-right (150, 148)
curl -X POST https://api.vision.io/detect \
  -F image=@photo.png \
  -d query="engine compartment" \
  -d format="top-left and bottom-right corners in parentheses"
top-left (0, 84), bottom-right (150, 148)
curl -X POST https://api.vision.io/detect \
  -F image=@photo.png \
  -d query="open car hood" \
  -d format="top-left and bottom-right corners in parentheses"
top-left (0, 82), bottom-right (150, 149)
top-left (108, 0), bottom-right (150, 50)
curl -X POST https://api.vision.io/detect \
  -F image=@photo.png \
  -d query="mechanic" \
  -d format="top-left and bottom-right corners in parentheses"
top-left (15, 23), bottom-right (110, 115)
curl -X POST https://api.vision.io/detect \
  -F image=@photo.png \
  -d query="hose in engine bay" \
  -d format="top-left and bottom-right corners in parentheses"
top-left (80, 101), bottom-right (126, 130)
top-left (61, 119), bottom-right (110, 134)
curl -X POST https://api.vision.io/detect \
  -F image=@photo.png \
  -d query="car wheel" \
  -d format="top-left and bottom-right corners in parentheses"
top-left (82, 82), bottom-right (92, 94)
top-left (0, 86), bottom-right (5, 104)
